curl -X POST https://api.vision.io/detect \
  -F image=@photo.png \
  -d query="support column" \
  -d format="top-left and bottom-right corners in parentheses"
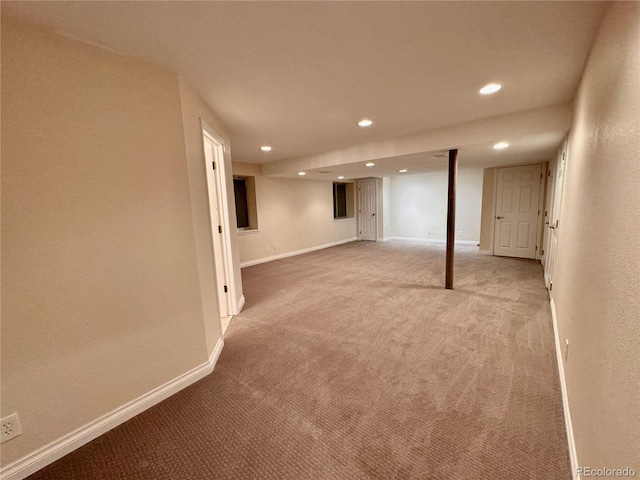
top-left (445, 149), bottom-right (458, 289)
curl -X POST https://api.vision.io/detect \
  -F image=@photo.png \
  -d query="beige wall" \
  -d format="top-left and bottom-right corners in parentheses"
top-left (1, 16), bottom-right (226, 467)
top-left (390, 168), bottom-right (483, 243)
top-left (232, 163), bottom-right (357, 265)
top-left (479, 168), bottom-right (497, 251)
top-left (376, 178), bottom-right (385, 241)
top-left (382, 177), bottom-right (392, 240)
top-left (552, 2), bottom-right (639, 471)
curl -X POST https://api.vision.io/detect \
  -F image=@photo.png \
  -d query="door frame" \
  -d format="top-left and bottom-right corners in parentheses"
top-left (201, 122), bottom-right (239, 318)
top-left (357, 178), bottom-right (378, 241)
top-left (543, 138), bottom-right (569, 289)
top-left (491, 163), bottom-right (546, 259)
top-left (542, 157), bottom-right (557, 281)
top-left (535, 164), bottom-right (547, 261)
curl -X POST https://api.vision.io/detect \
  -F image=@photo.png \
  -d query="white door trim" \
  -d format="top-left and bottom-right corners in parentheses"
top-left (541, 161), bottom-right (552, 273)
top-left (544, 137), bottom-right (569, 290)
top-left (489, 169), bottom-right (499, 256)
top-left (202, 134), bottom-right (230, 318)
top-left (201, 121), bottom-right (240, 316)
top-left (535, 164), bottom-right (547, 261)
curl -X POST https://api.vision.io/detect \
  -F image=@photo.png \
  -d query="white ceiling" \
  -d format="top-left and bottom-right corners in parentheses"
top-left (4, 1), bottom-right (608, 177)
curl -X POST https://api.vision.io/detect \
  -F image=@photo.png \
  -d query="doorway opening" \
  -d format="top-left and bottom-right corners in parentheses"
top-left (492, 163), bottom-right (545, 259)
top-left (202, 126), bottom-right (237, 334)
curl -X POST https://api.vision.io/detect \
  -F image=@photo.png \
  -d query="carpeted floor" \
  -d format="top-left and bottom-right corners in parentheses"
top-left (28, 241), bottom-right (571, 479)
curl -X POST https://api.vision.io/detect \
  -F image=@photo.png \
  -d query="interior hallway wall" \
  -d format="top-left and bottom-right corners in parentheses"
top-left (1, 15), bottom-right (227, 468)
top-left (232, 163), bottom-right (357, 266)
top-left (552, 1), bottom-right (639, 471)
top-left (389, 168), bottom-right (483, 243)
top-left (382, 177), bottom-right (392, 241)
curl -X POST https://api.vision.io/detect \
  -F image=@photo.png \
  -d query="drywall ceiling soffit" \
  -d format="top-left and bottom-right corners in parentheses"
top-left (275, 133), bottom-right (565, 181)
top-left (3, 1), bottom-right (607, 163)
top-left (262, 104), bottom-right (571, 178)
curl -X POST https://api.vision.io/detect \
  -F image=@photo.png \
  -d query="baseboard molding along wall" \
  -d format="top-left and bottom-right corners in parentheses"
top-left (236, 294), bottom-right (246, 314)
top-left (550, 298), bottom-right (580, 480)
top-left (388, 236), bottom-right (479, 246)
top-left (240, 237), bottom-right (358, 268)
top-left (1, 338), bottom-right (225, 480)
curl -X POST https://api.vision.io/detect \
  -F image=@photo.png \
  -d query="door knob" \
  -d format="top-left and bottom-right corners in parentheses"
top-left (496, 216), bottom-right (504, 219)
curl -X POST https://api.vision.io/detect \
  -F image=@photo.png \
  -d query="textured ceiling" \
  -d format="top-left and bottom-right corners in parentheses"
top-left (3, 1), bottom-right (607, 176)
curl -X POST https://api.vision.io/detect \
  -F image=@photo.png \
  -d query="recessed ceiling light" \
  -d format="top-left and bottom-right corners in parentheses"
top-left (479, 83), bottom-right (502, 95)
top-left (298, 171), bottom-right (306, 176)
top-left (337, 176), bottom-right (345, 179)
top-left (365, 162), bottom-right (375, 167)
top-left (358, 119), bottom-right (373, 127)
top-left (260, 145), bottom-right (272, 152)
top-left (399, 169), bottom-right (408, 173)
top-left (493, 142), bottom-right (510, 150)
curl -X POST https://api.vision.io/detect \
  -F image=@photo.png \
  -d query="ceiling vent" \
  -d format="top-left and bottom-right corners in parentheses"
top-left (430, 152), bottom-right (448, 159)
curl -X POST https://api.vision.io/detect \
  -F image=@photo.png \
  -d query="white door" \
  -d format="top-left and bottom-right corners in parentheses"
top-left (493, 164), bottom-right (542, 259)
top-left (203, 135), bottom-right (231, 319)
top-left (545, 147), bottom-right (567, 290)
top-left (359, 180), bottom-right (377, 241)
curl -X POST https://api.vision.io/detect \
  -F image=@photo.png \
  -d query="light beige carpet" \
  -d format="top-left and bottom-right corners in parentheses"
top-left (29, 241), bottom-right (570, 479)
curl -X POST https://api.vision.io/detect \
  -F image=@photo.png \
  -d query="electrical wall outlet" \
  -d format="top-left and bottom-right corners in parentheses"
top-left (458, 230), bottom-right (464, 237)
top-left (1, 413), bottom-right (22, 444)
top-left (265, 245), bottom-right (269, 252)
top-left (428, 230), bottom-right (437, 236)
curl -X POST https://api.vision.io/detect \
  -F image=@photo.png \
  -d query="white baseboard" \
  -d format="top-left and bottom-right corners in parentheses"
top-left (388, 236), bottom-right (479, 246)
top-left (550, 299), bottom-right (579, 480)
top-left (1, 338), bottom-right (225, 480)
top-left (236, 295), bottom-right (245, 314)
top-left (240, 237), bottom-right (358, 268)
